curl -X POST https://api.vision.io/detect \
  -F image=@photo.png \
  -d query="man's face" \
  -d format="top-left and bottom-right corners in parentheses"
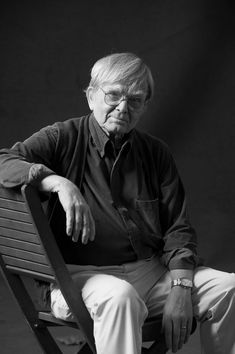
top-left (87, 82), bottom-right (148, 136)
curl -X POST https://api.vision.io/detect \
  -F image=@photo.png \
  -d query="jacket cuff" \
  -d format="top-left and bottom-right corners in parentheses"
top-left (167, 256), bottom-right (198, 271)
top-left (28, 164), bottom-right (55, 186)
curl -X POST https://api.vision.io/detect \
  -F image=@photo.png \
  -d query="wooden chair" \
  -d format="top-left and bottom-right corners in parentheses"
top-left (0, 184), bottom-right (196, 354)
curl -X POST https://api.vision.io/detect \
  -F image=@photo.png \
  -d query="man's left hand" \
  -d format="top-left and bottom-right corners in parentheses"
top-left (162, 285), bottom-right (193, 352)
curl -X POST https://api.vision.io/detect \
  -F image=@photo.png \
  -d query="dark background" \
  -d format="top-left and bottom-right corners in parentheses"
top-left (0, 0), bottom-right (235, 271)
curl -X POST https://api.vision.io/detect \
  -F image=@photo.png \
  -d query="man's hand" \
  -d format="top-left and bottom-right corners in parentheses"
top-left (162, 285), bottom-right (193, 352)
top-left (38, 175), bottom-right (95, 244)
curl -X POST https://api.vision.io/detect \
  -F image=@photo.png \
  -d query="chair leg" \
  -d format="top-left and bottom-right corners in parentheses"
top-left (33, 326), bottom-right (64, 354)
top-left (0, 270), bottom-right (63, 353)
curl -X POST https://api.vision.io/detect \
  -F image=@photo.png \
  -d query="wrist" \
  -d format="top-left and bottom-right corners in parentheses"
top-left (171, 277), bottom-right (193, 290)
top-left (39, 175), bottom-right (67, 193)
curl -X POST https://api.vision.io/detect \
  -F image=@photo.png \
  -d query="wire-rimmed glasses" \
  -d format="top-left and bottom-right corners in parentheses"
top-left (99, 86), bottom-right (147, 111)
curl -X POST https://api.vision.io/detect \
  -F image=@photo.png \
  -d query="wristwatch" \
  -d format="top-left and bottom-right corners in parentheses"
top-left (171, 278), bottom-right (193, 289)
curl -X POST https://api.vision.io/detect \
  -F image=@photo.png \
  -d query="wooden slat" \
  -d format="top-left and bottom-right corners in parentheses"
top-left (0, 198), bottom-right (28, 212)
top-left (0, 237), bottom-right (44, 254)
top-left (38, 311), bottom-right (78, 328)
top-left (0, 246), bottom-right (48, 264)
top-left (3, 255), bottom-right (54, 276)
top-left (5, 265), bottom-right (55, 282)
top-left (0, 208), bottom-right (31, 223)
top-left (6, 265), bottom-right (57, 283)
top-left (0, 226), bottom-right (39, 244)
top-left (0, 188), bottom-right (24, 202)
top-left (0, 218), bottom-right (35, 233)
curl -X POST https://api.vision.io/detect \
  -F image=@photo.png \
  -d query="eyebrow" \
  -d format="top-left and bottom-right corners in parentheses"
top-left (103, 86), bottom-right (146, 96)
top-left (102, 84), bottom-right (122, 91)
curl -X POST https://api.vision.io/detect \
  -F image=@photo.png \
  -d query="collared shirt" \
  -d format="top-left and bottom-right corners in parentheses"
top-left (77, 115), bottom-right (154, 265)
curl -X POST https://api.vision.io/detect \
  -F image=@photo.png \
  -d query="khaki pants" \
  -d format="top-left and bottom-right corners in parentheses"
top-left (51, 256), bottom-right (235, 354)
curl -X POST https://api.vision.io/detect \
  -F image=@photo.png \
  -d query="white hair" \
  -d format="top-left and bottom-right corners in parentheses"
top-left (87, 52), bottom-right (154, 100)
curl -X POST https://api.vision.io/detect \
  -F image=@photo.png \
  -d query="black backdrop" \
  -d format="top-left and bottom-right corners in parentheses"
top-left (1, 0), bottom-right (234, 271)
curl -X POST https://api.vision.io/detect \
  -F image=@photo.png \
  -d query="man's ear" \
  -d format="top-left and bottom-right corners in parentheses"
top-left (86, 87), bottom-right (95, 110)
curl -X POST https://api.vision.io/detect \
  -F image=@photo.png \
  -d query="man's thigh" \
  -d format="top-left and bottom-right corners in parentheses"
top-left (50, 257), bottom-right (167, 321)
top-left (192, 266), bottom-right (235, 321)
top-left (50, 272), bottom-right (144, 321)
top-left (144, 271), bottom-right (171, 318)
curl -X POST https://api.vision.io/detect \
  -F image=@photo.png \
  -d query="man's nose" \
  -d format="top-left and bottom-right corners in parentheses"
top-left (116, 98), bottom-right (128, 113)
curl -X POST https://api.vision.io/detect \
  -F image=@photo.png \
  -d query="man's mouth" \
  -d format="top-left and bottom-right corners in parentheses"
top-left (108, 115), bottom-right (128, 124)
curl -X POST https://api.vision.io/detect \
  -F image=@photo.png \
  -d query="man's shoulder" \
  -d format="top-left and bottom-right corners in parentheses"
top-left (50, 114), bottom-right (90, 143)
top-left (55, 114), bottom-right (90, 131)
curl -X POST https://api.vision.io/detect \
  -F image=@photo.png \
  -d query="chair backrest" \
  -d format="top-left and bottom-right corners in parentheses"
top-left (0, 185), bottom-right (54, 281)
top-left (0, 184), bottom-right (96, 353)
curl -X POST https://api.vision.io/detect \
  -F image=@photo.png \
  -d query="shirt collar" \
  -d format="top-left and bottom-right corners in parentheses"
top-left (89, 113), bottom-right (134, 157)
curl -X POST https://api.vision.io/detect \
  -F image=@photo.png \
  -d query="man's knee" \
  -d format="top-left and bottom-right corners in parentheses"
top-left (193, 267), bottom-right (235, 321)
top-left (212, 271), bottom-right (235, 298)
top-left (94, 280), bottom-right (147, 324)
top-left (109, 280), bottom-right (142, 308)
top-left (222, 272), bottom-right (235, 292)
top-left (194, 267), bottom-right (235, 293)
top-left (82, 274), bottom-right (147, 319)
top-left (98, 277), bottom-right (143, 309)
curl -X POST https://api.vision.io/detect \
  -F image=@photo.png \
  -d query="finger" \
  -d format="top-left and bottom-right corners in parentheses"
top-left (81, 207), bottom-right (96, 244)
top-left (72, 204), bottom-right (82, 242)
top-left (66, 205), bottom-right (74, 236)
top-left (185, 318), bottom-right (192, 344)
top-left (172, 320), bottom-right (181, 353)
top-left (163, 318), bottom-right (173, 351)
top-left (88, 210), bottom-right (95, 241)
top-left (178, 323), bottom-right (188, 349)
top-left (81, 210), bottom-right (90, 244)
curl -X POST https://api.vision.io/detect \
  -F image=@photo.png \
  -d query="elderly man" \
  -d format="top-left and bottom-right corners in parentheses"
top-left (0, 53), bottom-right (234, 354)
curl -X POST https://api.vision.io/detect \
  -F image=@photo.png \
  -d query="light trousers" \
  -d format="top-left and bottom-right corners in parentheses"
top-left (51, 256), bottom-right (235, 354)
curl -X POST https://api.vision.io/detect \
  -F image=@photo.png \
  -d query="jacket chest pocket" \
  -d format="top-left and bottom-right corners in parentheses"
top-left (135, 198), bottom-right (162, 236)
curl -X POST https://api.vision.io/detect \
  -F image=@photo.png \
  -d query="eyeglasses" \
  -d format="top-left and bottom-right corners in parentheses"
top-left (99, 86), bottom-right (147, 111)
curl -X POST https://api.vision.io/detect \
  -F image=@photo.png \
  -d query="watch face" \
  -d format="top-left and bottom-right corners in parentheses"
top-left (171, 278), bottom-right (193, 289)
top-left (181, 278), bottom-right (193, 287)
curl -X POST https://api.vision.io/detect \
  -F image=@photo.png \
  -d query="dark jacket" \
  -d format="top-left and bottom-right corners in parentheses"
top-left (0, 114), bottom-right (199, 270)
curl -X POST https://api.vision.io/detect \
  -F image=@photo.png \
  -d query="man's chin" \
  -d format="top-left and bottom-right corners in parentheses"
top-left (105, 122), bottom-right (129, 135)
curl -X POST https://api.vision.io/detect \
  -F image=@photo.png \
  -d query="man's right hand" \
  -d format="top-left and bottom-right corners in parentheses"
top-left (38, 175), bottom-right (95, 244)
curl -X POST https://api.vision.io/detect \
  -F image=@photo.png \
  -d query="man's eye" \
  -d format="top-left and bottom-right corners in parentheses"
top-left (129, 97), bottom-right (142, 103)
top-left (107, 92), bottom-right (121, 101)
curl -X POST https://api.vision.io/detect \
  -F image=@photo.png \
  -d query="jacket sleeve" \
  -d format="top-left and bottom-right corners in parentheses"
top-left (0, 125), bottom-right (59, 188)
top-left (158, 143), bottom-right (200, 270)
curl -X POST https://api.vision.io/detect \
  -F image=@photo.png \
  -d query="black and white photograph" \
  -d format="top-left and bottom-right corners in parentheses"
top-left (0, 1), bottom-right (235, 353)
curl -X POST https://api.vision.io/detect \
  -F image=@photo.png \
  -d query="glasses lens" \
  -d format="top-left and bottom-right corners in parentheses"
top-left (103, 88), bottom-right (146, 111)
top-left (128, 97), bottom-right (144, 110)
top-left (105, 92), bottom-right (122, 105)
